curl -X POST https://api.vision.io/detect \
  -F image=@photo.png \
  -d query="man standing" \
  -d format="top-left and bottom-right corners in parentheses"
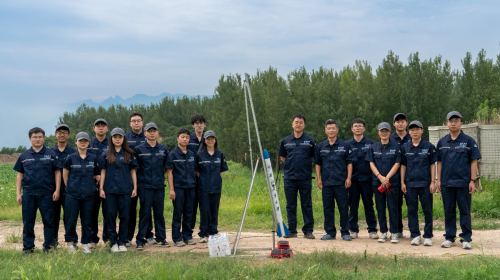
top-left (437, 111), bottom-right (481, 250)
top-left (187, 114), bottom-right (206, 230)
top-left (278, 114), bottom-right (316, 239)
top-left (347, 118), bottom-right (379, 240)
top-left (314, 119), bottom-right (356, 241)
top-left (14, 127), bottom-right (62, 254)
top-left (50, 124), bottom-right (76, 246)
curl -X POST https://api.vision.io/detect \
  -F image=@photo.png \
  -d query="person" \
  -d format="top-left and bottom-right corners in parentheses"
top-left (365, 122), bottom-right (402, 244)
top-left (196, 130), bottom-right (229, 242)
top-left (62, 132), bottom-right (99, 254)
top-left (166, 128), bottom-right (197, 247)
top-left (125, 112), bottom-right (154, 247)
top-left (390, 113), bottom-right (411, 239)
top-left (188, 114), bottom-right (206, 230)
top-left (88, 118), bottom-right (110, 248)
top-left (99, 128), bottom-right (139, 253)
top-left (314, 120), bottom-right (356, 241)
top-left (400, 121), bottom-right (437, 246)
top-left (347, 118), bottom-right (379, 240)
top-left (437, 111), bottom-right (481, 250)
top-left (134, 123), bottom-right (170, 250)
top-left (14, 127), bottom-right (62, 254)
top-left (278, 114), bottom-right (316, 239)
top-left (50, 124), bottom-right (76, 246)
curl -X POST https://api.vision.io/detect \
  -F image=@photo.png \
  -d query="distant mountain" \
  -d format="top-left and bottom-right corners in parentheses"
top-left (72, 92), bottom-right (188, 109)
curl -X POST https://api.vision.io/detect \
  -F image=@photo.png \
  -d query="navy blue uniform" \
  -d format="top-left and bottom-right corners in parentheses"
top-left (437, 131), bottom-right (481, 243)
top-left (365, 141), bottom-right (402, 234)
top-left (88, 136), bottom-right (109, 243)
top-left (165, 147), bottom-right (197, 242)
top-left (390, 131), bottom-right (411, 234)
top-left (187, 132), bottom-right (204, 230)
top-left (14, 146), bottom-right (62, 251)
top-left (196, 149), bottom-right (229, 237)
top-left (99, 149), bottom-right (140, 246)
top-left (63, 152), bottom-right (99, 244)
top-left (50, 144), bottom-right (76, 243)
top-left (314, 138), bottom-right (356, 237)
top-left (347, 136), bottom-right (378, 234)
top-left (401, 139), bottom-right (437, 239)
top-left (278, 132), bottom-right (316, 234)
top-left (134, 142), bottom-right (169, 245)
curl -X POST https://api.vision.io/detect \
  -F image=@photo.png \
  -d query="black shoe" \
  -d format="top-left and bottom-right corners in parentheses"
top-left (156, 240), bottom-right (171, 248)
top-left (304, 232), bottom-right (315, 239)
top-left (136, 244), bottom-right (145, 251)
top-left (22, 249), bottom-right (34, 256)
top-left (43, 247), bottom-right (51, 254)
top-left (284, 233), bottom-right (298, 238)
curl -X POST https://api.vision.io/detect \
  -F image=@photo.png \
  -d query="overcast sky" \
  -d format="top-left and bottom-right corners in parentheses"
top-left (0, 0), bottom-right (499, 148)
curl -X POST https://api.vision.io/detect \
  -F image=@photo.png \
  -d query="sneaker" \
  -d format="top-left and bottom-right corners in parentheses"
top-left (125, 241), bottom-right (131, 247)
top-left (111, 244), bottom-right (120, 253)
top-left (147, 237), bottom-right (156, 245)
top-left (320, 234), bottom-right (336, 240)
top-left (118, 245), bottom-right (127, 252)
top-left (22, 249), bottom-right (34, 255)
top-left (342, 235), bottom-right (352, 241)
top-left (304, 232), bottom-right (315, 239)
top-left (88, 243), bottom-right (96, 249)
top-left (424, 238), bottom-right (432, 246)
top-left (369, 232), bottom-right (380, 239)
top-left (411, 236), bottom-right (421, 246)
top-left (199, 237), bottom-right (208, 243)
top-left (81, 244), bottom-right (91, 254)
top-left (378, 233), bottom-right (388, 243)
top-left (390, 234), bottom-right (399, 243)
top-left (136, 244), bottom-right (145, 251)
top-left (350, 232), bottom-right (358, 239)
top-left (174, 241), bottom-right (186, 247)
top-left (462, 241), bottom-right (473, 250)
top-left (284, 233), bottom-right (298, 238)
top-left (397, 232), bottom-right (404, 238)
top-left (184, 239), bottom-right (196, 245)
top-left (441, 240), bottom-right (454, 248)
top-left (156, 241), bottom-right (171, 247)
top-left (67, 244), bottom-right (78, 255)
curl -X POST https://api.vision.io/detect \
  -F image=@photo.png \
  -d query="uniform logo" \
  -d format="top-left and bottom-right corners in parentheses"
top-left (421, 149), bottom-right (428, 154)
top-left (304, 141), bottom-right (310, 144)
top-left (89, 162), bottom-right (94, 166)
top-left (43, 155), bottom-right (52, 159)
top-left (389, 150), bottom-right (396, 154)
top-left (459, 143), bottom-right (467, 147)
top-left (337, 147), bottom-right (345, 151)
top-left (365, 144), bottom-right (371, 148)
top-left (474, 144), bottom-right (478, 147)
top-left (159, 150), bottom-right (165, 154)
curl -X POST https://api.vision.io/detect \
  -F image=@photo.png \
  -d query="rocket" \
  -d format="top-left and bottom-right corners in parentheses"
top-left (263, 149), bottom-right (289, 238)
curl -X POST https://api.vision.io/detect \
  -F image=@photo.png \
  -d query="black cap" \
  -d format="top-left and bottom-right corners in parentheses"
top-left (110, 128), bottom-right (125, 137)
top-left (409, 120), bottom-right (423, 129)
top-left (446, 111), bottom-right (462, 120)
top-left (94, 118), bottom-right (108, 126)
top-left (144, 122), bottom-right (158, 131)
top-left (56, 124), bottom-right (70, 132)
top-left (378, 122), bottom-right (392, 131)
top-left (393, 113), bottom-right (407, 122)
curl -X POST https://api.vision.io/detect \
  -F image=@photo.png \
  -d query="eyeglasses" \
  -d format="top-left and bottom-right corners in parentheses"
top-left (448, 120), bottom-right (461, 124)
top-left (56, 131), bottom-right (69, 135)
top-left (30, 136), bottom-right (44, 139)
top-left (130, 120), bottom-right (143, 123)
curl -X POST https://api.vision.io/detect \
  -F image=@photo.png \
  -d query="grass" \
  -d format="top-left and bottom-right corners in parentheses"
top-left (5, 231), bottom-right (22, 243)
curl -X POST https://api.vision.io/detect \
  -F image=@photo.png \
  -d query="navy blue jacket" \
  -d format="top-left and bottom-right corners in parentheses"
top-left (51, 144), bottom-right (76, 194)
top-left (135, 141), bottom-right (169, 189)
top-left (89, 136), bottom-right (108, 173)
top-left (99, 149), bottom-right (139, 194)
top-left (390, 131), bottom-right (411, 146)
top-left (313, 138), bottom-right (356, 186)
top-left (437, 131), bottom-right (481, 188)
top-left (401, 139), bottom-right (438, 188)
top-left (13, 146), bottom-right (63, 195)
top-left (278, 132), bottom-right (316, 181)
top-left (365, 140), bottom-right (402, 187)
top-left (126, 130), bottom-right (146, 150)
top-left (196, 149), bottom-right (229, 194)
top-left (165, 146), bottom-right (197, 189)
top-left (187, 132), bottom-right (204, 155)
top-left (64, 151), bottom-right (99, 199)
top-left (347, 136), bottom-right (375, 182)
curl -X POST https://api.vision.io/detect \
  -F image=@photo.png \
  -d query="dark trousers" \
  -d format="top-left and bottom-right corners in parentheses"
top-left (22, 194), bottom-right (55, 251)
top-left (442, 186), bottom-right (472, 242)
top-left (322, 185), bottom-right (349, 237)
top-left (172, 188), bottom-right (195, 242)
top-left (284, 179), bottom-right (314, 234)
top-left (397, 187), bottom-right (407, 233)
top-left (406, 187), bottom-right (433, 238)
top-left (128, 196), bottom-right (153, 242)
top-left (190, 178), bottom-right (200, 229)
top-left (105, 193), bottom-right (131, 246)
top-left (348, 181), bottom-right (378, 233)
top-left (373, 185), bottom-right (400, 233)
top-left (90, 191), bottom-right (108, 243)
top-left (64, 196), bottom-right (94, 244)
top-left (53, 193), bottom-right (65, 242)
top-left (136, 188), bottom-right (166, 245)
top-left (198, 191), bottom-right (221, 237)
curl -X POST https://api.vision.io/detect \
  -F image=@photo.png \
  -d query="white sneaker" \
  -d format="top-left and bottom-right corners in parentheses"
top-left (424, 238), bottom-right (432, 246)
top-left (119, 245), bottom-right (127, 252)
top-left (125, 241), bottom-right (131, 247)
top-left (390, 234), bottom-right (399, 244)
top-left (378, 233), bottom-right (387, 243)
top-left (200, 237), bottom-right (208, 243)
top-left (147, 238), bottom-right (156, 245)
top-left (369, 232), bottom-right (379, 239)
top-left (350, 232), bottom-right (358, 239)
top-left (411, 236), bottom-right (421, 246)
top-left (185, 239), bottom-right (196, 245)
top-left (174, 241), bottom-right (186, 247)
top-left (67, 244), bottom-right (78, 254)
top-left (441, 240), bottom-right (454, 248)
top-left (111, 244), bottom-right (120, 253)
top-left (88, 242), bottom-right (96, 249)
top-left (462, 242), bottom-right (473, 250)
top-left (81, 244), bottom-right (91, 254)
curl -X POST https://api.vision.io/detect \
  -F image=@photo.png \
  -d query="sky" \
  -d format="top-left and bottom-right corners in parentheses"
top-left (0, 0), bottom-right (499, 148)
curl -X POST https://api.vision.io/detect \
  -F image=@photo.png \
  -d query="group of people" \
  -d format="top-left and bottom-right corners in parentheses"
top-left (14, 113), bottom-right (228, 254)
top-left (279, 111), bottom-right (480, 250)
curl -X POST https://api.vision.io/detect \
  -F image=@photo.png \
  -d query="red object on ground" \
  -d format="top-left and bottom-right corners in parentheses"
top-left (281, 249), bottom-right (293, 258)
top-left (271, 249), bottom-right (283, 259)
top-left (277, 241), bottom-right (290, 250)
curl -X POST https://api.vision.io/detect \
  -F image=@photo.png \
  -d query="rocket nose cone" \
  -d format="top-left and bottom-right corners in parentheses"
top-left (263, 149), bottom-right (270, 159)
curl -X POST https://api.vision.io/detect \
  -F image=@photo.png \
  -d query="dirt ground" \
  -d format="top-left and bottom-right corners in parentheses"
top-left (1, 222), bottom-right (499, 258)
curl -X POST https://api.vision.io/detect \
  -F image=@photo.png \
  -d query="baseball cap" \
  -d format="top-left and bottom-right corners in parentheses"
top-left (56, 124), bottom-right (70, 132)
top-left (378, 122), bottom-right (392, 131)
top-left (393, 113), bottom-right (407, 122)
top-left (409, 120), bottom-right (423, 129)
top-left (94, 118), bottom-right (108, 126)
top-left (144, 122), bottom-right (158, 131)
top-left (75, 132), bottom-right (90, 141)
top-left (204, 130), bottom-right (216, 138)
top-left (110, 128), bottom-right (125, 137)
top-left (446, 111), bottom-right (462, 120)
